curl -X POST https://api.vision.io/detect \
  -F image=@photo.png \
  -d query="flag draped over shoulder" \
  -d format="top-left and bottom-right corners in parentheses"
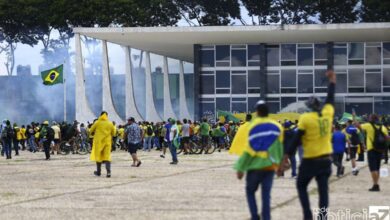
top-left (217, 110), bottom-right (240, 123)
top-left (40, 65), bottom-right (63, 85)
top-left (232, 117), bottom-right (284, 172)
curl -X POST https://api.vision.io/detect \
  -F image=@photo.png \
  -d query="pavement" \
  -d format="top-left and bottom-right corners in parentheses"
top-left (0, 149), bottom-right (389, 220)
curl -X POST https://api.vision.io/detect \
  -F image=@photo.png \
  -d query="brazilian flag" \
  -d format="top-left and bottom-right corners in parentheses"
top-left (40, 65), bottom-right (63, 85)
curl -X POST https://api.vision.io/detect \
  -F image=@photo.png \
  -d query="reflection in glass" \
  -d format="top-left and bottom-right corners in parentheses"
top-left (248, 70), bottom-right (260, 87)
top-left (216, 45), bottom-right (230, 61)
top-left (200, 50), bottom-right (214, 67)
top-left (281, 97), bottom-right (296, 109)
top-left (248, 45), bottom-right (260, 60)
top-left (267, 75), bottom-right (280, 94)
top-left (248, 97), bottom-right (259, 111)
top-left (365, 46), bottom-right (381, 65)
top-left (232, 102), bottom-right (247, 113)
top-left (232, 75), bottom-right (247, 94)
top-left (168, 58), bottom-right (180, 117)
top-left (315, 44), bottom-right (327, 60)
top-left (216, 98), bottom-right (230, 112)
top-left (336, 74), bottom-right (347, 93)
top-left (348, 69), bottom-right (364, 87)
top-left (200, 75), bottom-right (214, 94)
top-left (298, 48), bottom-right (313, 66)
top-left (216, 71), bottom-right (230, 88)
top-left (267, 46), bottom-right (280, 66)
top-left (281, 70), bottom-right (296, 87)
top-left (268, 102), bottom-right (280, 113)
top-left (348, 43), bottom-right (364, 59)
top-left (384, 43), bottom-right (390, 59)
top-left (383, 68), bottom-right (390, 86)
top-left (281, 44), bottom-right (296, 60)
top-left (183, 62), bottom-right (194, 117)
top-left (366, 74), bottom-right (381, 92)
top-left (150, 54), bottom-right (165, 119)
top-left (231, 49), bottom-right (246, 66)
top-left (333, 48), bottom-right (347, 65)
top-left (131, 48), bottom-right (146, 118)
top-left (314, 69), bottom-right (327, 87)
top-left (298, 74), bottom-right (313, 93)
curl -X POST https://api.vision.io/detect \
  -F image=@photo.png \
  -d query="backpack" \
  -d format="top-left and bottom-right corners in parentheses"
top-left (371, 123), bottom-right (387, 152)
top-left (6, 127), bottom-right (15, 139)
top-left (1, 127), bottom-right (7, 139)
top-left (350, 132), bottom-right (361, 146)
top-left (47, 127), bottom-right (55, 141)
top-left (146, 126), bottom-right (153, 136)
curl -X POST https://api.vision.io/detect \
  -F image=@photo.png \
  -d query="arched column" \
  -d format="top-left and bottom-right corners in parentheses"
top-left (125, 47), bottom-right (143, 121)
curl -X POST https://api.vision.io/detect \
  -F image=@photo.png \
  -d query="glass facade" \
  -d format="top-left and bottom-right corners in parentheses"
top-left (197, 42), bottom-right (390, 120)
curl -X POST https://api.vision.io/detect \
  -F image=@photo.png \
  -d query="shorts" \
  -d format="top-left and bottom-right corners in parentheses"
top-left (201, 135), bottom-right (209, 146)
top-left (368, 150), bottom-right (382, 172)
top-left (53, 139), bottom-right (60, 144)
top-left (128, 142), bottom-right (139, 154)
top-left (182, 137), bottom-right (190, 144)
top-left (349, 147), bottom-right (358, 159)
top-left (217, 137), bottom-right (225, 145)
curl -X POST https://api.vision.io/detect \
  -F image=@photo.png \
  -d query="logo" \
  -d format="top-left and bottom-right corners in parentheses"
top-left (369, 206), bottom-right (390, 220)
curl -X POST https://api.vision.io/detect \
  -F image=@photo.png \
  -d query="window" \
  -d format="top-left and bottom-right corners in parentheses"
top-left (216, 98), bottom-right (230, 112)
top-left (298, 74), bottom-right (313, 93)
top-left (232, 75), bottom-right (247, 94)
top-left (267, 74), bottom-right (280, 94)
top-left (348, 43), bottom-right (364, 65)
top-left (200, 75), bottom-right (214, 94)
top-left (365, 43), bottom-right (381, 65)
top-left (232, 102), bottom-right (247, 113)
top-left (336, 73), bottom-right (347, 93)
top-left (281, 44), bottom-right (296, 66)
top-left (298, 48), bottom-right (313, 66)
top-left (267, 102), bottom-right (280, 113)
top-left (248, 97), bottom-right (260, 111)
top-left (334, 47), bottom-right (347, 66)
top-left (281, 97), bottom-right (296, 109)
top-left (266, 45), bottom-right (280, 66)
top-left (348, 69), bottom-right (364, 87)
top-left (248, 70), bottom-right (260, 88)
top-left (248, 45), bottom-right (260, 66)
top-left (384, 43), bottom-right (390, 64)
top-left (281, 69), bottom-right (296, 87)
top-left (315, 44), bottom-right (327, 65)
top-left (366, 73), bottom-right (381, 92)
top-left (216, 45), bottom-right (230, 67)
top-left (200, 102), bottom-right (215, 116)
top-left (231, 47), bottom-right (246, 67)
top-left (383, 68), bottom-right (390, 86)
top-left (314, 69), bottom-right (327, 87)
top-left (216, 71), bottom-right (230, 88)
top-left (200, 49), bottom-right (214, 67)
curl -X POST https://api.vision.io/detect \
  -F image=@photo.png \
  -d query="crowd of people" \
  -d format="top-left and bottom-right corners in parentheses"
top-left (1, 71), bottom-right (389, 220)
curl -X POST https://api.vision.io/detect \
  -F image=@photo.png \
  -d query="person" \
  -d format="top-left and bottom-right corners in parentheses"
top-left (1, 120), bottom-right (13, 159)
top-left (20, 125), bottom-right (27, 151)
top-left (332, 123), bottom-right (346, 177)
top-left (26, 125), bottom-right (37, 152)
top-left (13, 123), bottom-right (21, 156)
top-left (169, 120), bottom-right (179, 164)
top-left (280, 70), bottom-right (336, 220)
top-left (117, 125), bottom-right (125, 150)
top-left (282, 121), bottom-right (297, 178)
top-left (143, 122), bottom-right (153, 152)
top-left (354, 114), bottom-right (389, 191)
top-left (212, 122), bottom-right (226, 152)
top-left (181, 119), bottom-right (191, 154)
top-left (233, 100), bottom-right (284, 220)
top-left (51, 122), bottom-right (61, 155)
top-left (161, 120), bottom-right (172, 158)
top-left (39, 121), bottom-right (54, 160)
top-left (345, 120), bottom-right (361, 175)
top-left (124, 117), bottom-right (142, 167)
top-left (90, 111), bottom-right (116, 178)
top-left (80, 123), bottom-right (89, 151)
top-left (111, 121), bottom-right (118, 151)
top-left (199, 118), bottom-right (210, 154)
top-left (229, 114), bottom-right (252, 156)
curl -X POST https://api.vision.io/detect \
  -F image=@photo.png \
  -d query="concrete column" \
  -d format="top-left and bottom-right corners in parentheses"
top-left (75, 33), bottom-right (96, 123)
top-left (163, 56), bottom-right (177, 120)
top-left (145, 51), bottom-right (162, 122)
top-left (179, 60), bottom-right (191, 120)
top-left (125, 47), bottom-right (143, 121)
top-left (101, 40), bottom-right (124, 124)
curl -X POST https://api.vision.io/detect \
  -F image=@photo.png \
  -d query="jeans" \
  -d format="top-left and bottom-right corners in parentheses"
top-left (28, 136), bottom-right (37, 152)
top-left (290, 154), bottom-right (297, 177)
top-left (143, 137), bottom-right (152, 151)
top-left (2, 139), bottom-right (12, 158)
top-left (246, 170), bottom-right (275, 220)
top-left (13, 139), bottom-right (19, 155)
top-left (298, 146), bottom-right (303, 162)
top-left (168, 141), bottom-right (178, 162)
top-left (332, 153), bottom-right (344, 176)
top-left (297, 158), bottom-right (332, 220)
top-left (153, 137), bottom-right (160, 149)
top-left (43, 139), bottom-right (51, 159)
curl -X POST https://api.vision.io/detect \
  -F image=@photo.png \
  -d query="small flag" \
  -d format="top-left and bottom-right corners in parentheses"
top-left (40, 65), bottom-right (63, 85)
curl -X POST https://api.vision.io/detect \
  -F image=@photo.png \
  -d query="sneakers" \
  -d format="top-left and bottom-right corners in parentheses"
top-left (352, 170), bottom-right (359, 176)
top-left (94, 171), bottom-right (101, 177)
top-left (136, 161), bottom-right (142, 167)
top-left (160, 154), bottom-right (165, 158)
top-left (340, 166), bottom-right (345, 175)
top-left (369, 184), bottom-right (380, 192)
top-left (170, 161), bottom-right (178, 165)
top-left (106, 173), bottom-right (111, 178)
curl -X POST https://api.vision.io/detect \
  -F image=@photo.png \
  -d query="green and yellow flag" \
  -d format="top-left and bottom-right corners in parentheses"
top-left (40, 65), bottom-right (63, 85)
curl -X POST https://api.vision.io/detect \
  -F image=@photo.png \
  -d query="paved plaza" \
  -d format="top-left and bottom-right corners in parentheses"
top-left (0, 150), bottom-right (389, 219)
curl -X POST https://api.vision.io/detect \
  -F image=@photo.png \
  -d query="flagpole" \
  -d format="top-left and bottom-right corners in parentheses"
top-left (63, 61), bottom-right (66, 123)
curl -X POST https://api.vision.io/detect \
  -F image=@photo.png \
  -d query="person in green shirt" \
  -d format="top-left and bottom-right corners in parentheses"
top-left (212, 122), bottom-right (227, 152)
top-left (200, 118), bottom-right (210, 153)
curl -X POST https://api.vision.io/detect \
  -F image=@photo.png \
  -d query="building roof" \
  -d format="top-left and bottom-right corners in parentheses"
top-left (74, 23), bottom-right (390, 62)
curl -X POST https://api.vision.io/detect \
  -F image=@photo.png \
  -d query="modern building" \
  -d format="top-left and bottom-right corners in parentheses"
top-left (73, 22), bottom-right (390, 123)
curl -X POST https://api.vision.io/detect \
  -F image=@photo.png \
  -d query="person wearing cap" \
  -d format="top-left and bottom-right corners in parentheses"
top-left (90, 111), bottom-right (116, 178)
top-left (233, 100), bottom-right (284, 220)
top-left (124, 117), bottom-right (142, 167)
top-left (280, 70), bottom-right (336, 220)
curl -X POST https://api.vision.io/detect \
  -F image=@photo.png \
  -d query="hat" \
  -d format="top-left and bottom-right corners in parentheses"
top-left (128, 117), bottom-right (135, 122)
top-left (283, 121), bottom-right (292, 128)
top-left (43, 121), bottom-right (49, 125)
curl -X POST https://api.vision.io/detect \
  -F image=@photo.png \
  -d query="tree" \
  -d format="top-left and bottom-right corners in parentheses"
top-left (175, 0), bottom-right (241, 26)
top-left (314, 0), bottom-right (359, 23)
top-left (360, 0), bottom-right (390, 22)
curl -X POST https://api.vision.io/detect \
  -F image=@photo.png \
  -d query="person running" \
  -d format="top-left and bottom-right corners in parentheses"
top-left (233, 100), bottom-right (284, 220)
top-left (354, 114), bottom-right (389, 191)
top-left (345, 120), bottom-right (361, 175)
top-left (124, 117), bottom-right (142, 167)
top-left (280, 70), bottom-right (336, 220)
top-left (90, 111), bottom-right (116, 178)
top-left (332, 123), bottom-right (346, 177)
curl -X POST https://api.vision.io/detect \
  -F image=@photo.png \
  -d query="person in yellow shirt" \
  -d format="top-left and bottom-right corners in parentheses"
top-left (20, 125), bottom-right (27, 151)
top-left (355, 114), bottom-right (389, 192)
top-left (118, 125), bottom-right (125, 149)
top-left (280, 70), bottom-right (335, 220)
top-left (90, 111), bottom-right (116, 178)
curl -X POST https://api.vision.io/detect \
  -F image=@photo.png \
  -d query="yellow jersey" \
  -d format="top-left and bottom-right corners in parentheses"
top-left (118, 128), bottom-right (125, 139)
top-left (298, 104), bottom-right (334, 158)
top-left (361, 123), bottom-right (389, 151)
top-left (21, 128), bottom-right (27, 140)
